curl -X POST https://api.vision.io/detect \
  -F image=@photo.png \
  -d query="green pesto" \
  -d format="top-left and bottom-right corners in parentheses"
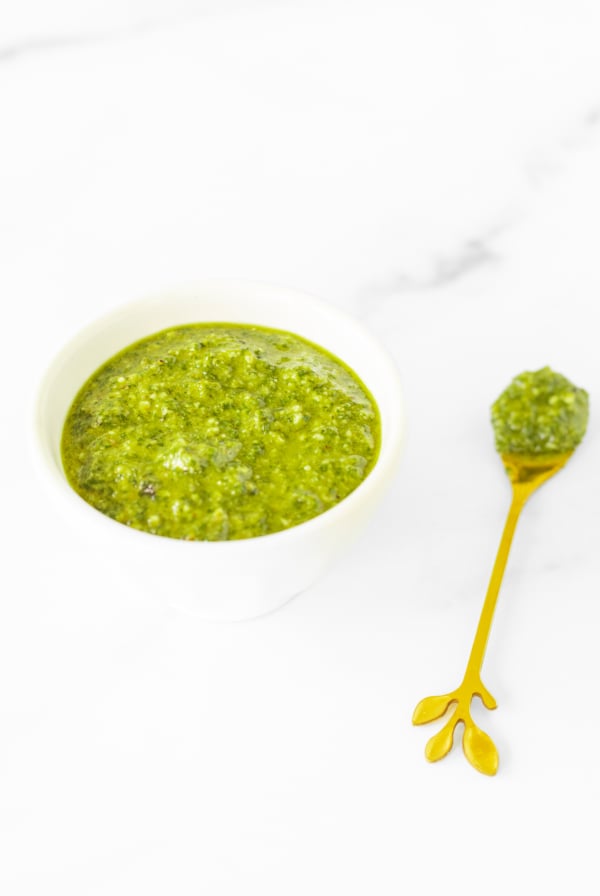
top-left (61, 323), bottom-right (381, 541)
top-left (491, 367), bottom-right (589, 456)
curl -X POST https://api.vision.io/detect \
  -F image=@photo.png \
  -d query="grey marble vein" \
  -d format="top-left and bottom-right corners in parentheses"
top-left (0, 10), bottom-right (201, 65)
top-left (355, 236), bottom-right (501, 307)
top-left (0, 24), bottom-right (152, 64)
top-left (584, 104), bottom-right (600, 127)
top-left (422, 238), bottom-right (498, 288)
top-left (0, 0), bottom-right (281, 65)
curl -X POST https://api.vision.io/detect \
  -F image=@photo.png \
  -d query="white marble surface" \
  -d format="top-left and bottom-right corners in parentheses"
top-left (3, 1), bottom-right (600, 892)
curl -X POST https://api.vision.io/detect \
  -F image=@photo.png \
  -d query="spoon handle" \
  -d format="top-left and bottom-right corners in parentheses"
top-left (413, 459), bottom-right (569, 775)
top-left (465, 486), bottom-right (527, 677)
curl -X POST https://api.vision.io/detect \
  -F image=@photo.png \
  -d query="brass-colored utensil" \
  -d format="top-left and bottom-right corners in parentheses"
top-left (412, 452), bottom-right (572, 776)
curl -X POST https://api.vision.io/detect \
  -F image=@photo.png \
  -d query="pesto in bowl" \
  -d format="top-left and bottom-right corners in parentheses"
top-left (61, 323), bottom-right (381, 541)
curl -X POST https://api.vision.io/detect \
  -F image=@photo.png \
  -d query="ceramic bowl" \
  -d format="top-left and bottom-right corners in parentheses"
top-left (33, 280), bottom-right (404, 620)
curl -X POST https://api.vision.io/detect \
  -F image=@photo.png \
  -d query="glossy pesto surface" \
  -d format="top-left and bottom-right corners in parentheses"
top-left (491, 367), bottom-right (589, 456)
top-left (61, 323), bottom-right (380, 540)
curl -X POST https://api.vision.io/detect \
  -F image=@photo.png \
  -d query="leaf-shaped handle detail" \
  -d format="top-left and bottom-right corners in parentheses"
top-left (425, 716), bottom-right (457, 762)
top-left (412, 693), bottom-right (455, 726)
top-left (475, 683), bottom-right (498, 711)
top-left (463, 722), bottom-right (499, 776)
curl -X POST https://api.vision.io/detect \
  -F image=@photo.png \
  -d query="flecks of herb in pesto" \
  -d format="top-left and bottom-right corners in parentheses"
top-left (491, 367), bottom-right (589, 456)
top-left (61, 323), bottom-right (381, 541)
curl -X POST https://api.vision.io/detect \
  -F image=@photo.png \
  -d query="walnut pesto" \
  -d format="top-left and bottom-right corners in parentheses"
top-left (491, 367), bottom-right (589, 456)
top-left (61, 323), bottom-right (381, 540)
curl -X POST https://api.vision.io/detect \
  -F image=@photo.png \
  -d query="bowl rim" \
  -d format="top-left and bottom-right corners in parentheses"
top-left (32, 279), bottom-right (405, 550)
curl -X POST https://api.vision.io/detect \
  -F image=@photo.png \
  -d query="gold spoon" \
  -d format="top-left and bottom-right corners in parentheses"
top-left (413, 367), bottom-right (588, 774)
top-left (412, 450), bottom-right (573, 776)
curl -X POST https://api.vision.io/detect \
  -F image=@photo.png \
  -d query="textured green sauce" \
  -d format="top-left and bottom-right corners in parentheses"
top-left (491, 367), bottom-right (589, 456)
top-left (61, 323), bottom-right (380, 540)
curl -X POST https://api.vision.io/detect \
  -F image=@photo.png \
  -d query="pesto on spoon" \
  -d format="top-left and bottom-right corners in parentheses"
top-left (491, 366), bottom-right (589, 457)
top-left (413, 367), bottom-right (589, 775)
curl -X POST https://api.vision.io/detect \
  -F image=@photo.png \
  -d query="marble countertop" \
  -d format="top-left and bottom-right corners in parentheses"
top-left (2, 2), bottom-right (600, 893)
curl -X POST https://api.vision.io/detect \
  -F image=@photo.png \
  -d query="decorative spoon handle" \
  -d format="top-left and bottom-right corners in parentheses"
top-left (413, 454), bottom-right (571, 776)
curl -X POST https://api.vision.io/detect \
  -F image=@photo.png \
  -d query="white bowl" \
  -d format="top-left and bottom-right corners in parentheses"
top-left (33, 280), bottom-right (404, 620)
